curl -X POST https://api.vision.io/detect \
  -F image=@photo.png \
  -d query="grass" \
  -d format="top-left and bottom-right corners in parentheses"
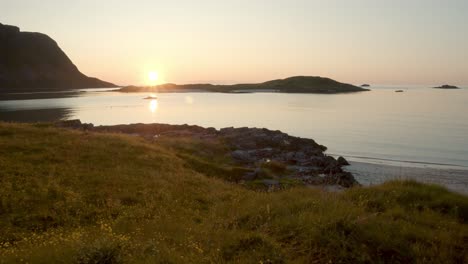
top-left (0, 122), bottom-right (467, 263)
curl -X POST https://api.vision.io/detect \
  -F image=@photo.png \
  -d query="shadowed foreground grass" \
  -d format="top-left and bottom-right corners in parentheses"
top-left (0, 123), bottom-right (467, 263)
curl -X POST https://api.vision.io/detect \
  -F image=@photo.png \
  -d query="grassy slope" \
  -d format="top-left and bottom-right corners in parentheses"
top-left (0, 123), bottom-right (467, 263)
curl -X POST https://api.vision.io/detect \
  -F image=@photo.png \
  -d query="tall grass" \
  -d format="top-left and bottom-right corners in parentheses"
top-left (0, 123), bottom-right (467, 263)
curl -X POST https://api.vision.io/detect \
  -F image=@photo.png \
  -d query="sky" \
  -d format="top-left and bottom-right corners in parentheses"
top-left (2, 0), bottom-right (468, 86)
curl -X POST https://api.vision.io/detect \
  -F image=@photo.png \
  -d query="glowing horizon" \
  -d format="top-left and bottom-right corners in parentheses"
top-left (2, 0), bottom-right (468, 86)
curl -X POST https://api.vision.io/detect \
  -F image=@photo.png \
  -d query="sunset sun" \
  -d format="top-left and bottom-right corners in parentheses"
top-left (148, 71), bottom-right (159, 83)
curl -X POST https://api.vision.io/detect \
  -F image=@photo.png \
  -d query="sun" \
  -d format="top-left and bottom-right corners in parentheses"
top-left (148, 71), bottom-right (159, 83)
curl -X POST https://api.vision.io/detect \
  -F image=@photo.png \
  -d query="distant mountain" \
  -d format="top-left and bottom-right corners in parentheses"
top-left (0, 23), bottom-right (116, 91)
top-left (119, 76), bottom-right (369, 94)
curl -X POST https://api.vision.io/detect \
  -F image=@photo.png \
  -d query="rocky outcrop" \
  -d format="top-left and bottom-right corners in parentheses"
top-left (0, 23), bottom-right (116, 91)
top-left (56, 120), bottom-right (359, 189)
top-left (433, 85), bottom-right (459, 89)
top-left (219, 127), bottom-right (358, 188)
top-left (337, 156), bottom-right (350, 166)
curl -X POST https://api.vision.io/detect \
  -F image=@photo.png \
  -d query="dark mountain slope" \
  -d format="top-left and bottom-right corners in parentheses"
top-left (0, 23), bottom-right (116, 91)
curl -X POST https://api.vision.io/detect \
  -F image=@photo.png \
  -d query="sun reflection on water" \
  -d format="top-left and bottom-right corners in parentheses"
top-left (149, 99), bottom-right (158, 113)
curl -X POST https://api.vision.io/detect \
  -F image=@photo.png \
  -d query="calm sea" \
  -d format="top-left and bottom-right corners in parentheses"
top-left (1, 86), bottom-right (468, 169)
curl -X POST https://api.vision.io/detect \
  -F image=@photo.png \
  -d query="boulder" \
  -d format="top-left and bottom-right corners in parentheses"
top-left (323, 163), bottom-right (342, 174)
top-left (324, 172), bottom-right (359, 188)
top-left (337, 156), bottom-right (350, 166)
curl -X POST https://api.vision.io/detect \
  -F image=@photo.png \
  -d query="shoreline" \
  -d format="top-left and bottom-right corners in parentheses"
top-left (328, 153), bottom-right (468, 170)
top-left (345, 161), bottom-right (468, 194)
top-left (55, 120), bottom-right (468, 194)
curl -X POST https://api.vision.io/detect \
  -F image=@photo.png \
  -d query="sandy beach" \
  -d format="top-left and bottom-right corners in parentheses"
top-left (345, 161), bottom-right (468, 194)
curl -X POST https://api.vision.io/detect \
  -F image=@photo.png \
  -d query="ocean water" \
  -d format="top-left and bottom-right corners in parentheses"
top-left (1, 86), bottom-right (468, 169)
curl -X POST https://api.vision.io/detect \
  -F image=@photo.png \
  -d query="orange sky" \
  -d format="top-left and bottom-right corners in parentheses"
top-left (2, 0), bottom-right (468, 86)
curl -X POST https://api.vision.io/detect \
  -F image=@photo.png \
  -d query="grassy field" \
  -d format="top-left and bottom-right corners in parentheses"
top-left (0, 123), bottom-right (467, 263)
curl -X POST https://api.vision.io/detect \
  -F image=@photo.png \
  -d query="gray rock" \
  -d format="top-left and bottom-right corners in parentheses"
top-left (243, 168), bottom-right (262, 181)
top-left (231, 150), bottom-right (254, 163)
top-left (324, 172), bottom-right (359, 188)
top-left (206, 127), bottom-right (217, 134)
top-left (303, 176), bottom-right (324, 185)
top-left (323, 161), bottom-right (342, 174)
top-left (337, 156), bottom-right (350, 166)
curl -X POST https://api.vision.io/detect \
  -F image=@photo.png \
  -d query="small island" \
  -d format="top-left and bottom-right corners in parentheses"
top-left (361, 84), bottom-right (371, 87)
top-left (117, 76), bottom-right (370, 94)
top-left (434, 84), bottom-right (459, 89)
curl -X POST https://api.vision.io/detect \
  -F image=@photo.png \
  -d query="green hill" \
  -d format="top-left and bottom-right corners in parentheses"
top-left (118, 76), bottom-right (369, 94)
top-left (0, 123), bottom-right (466, 263)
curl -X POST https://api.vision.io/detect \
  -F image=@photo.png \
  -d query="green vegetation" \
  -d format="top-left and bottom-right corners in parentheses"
top-left (0, 123), bottom-right (467, 263)
top-left (118, 76), bottom-right (369, 94)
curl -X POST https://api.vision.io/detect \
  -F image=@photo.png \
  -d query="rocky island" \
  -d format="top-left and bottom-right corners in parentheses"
top-left (0, 23), bottom-right (115, 92)
top-left (434, 84), bottom-right (459, 89)
top-left (117, 76), bottom-right (370, 94)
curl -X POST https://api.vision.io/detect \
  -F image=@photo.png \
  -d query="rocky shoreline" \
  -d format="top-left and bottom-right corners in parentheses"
top-left (57, 120), bottom-right (359, 190)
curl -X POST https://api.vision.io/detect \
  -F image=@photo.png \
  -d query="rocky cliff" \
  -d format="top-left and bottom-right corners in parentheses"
top-left (0, 23), bottom-right (116, 91)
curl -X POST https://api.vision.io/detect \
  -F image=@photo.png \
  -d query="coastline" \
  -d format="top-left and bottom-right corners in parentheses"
top-left (1, 122), bottom-right (467, 263)
top-left (345, 161), bottom-right (468, 194)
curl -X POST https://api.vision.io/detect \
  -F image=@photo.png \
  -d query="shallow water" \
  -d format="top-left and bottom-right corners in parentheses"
top-left (1, 87), bottom-right (468, 169)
